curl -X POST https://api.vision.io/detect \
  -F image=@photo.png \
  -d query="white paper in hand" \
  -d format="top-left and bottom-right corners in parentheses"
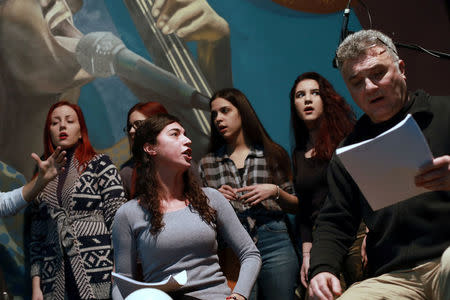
top-left (336, 114), bottom-right (433, 210)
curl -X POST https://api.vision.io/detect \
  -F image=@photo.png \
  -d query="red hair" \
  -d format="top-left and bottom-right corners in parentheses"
top-left (44, 101), bottom-right (96, 172)
top-left (126, 101), bottom-right (168, 129)
top-left (290, 72), bottom-right (355, 160)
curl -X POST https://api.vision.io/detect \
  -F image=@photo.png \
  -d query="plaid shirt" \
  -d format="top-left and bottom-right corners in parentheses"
top-left (199, 145), bottom-right (294, 240)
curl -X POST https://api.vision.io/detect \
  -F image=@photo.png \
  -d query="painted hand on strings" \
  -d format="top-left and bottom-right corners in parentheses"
top-left (151, 0), bottom-right (229, 41)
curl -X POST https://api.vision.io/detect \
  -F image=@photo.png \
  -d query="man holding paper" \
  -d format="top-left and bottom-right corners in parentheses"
top-left (308, 29), bottom-right (450, 300)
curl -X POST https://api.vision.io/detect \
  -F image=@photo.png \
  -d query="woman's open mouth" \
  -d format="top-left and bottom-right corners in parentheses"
top-left (182, 148), bottom-right (192, 161)
top-left (304, 107), bottom-right (314, 114)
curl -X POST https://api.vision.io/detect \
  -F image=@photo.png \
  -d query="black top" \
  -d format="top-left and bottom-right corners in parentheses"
top-left (293, 150), bottom-right (329, 243)
top-left (119, 157), bottom-right (135, 199)
top-left (310, 90), bottom-right (450, 278)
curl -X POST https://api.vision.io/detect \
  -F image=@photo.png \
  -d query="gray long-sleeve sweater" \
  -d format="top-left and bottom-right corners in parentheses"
top-left (112, 187), bottom-right (261, 299)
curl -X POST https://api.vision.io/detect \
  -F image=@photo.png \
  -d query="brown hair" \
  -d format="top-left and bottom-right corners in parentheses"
top-left (125, 101), bottom-right (167, 198)
top-left (289, 72), bottom-right (355, 160)
top-left (132, 114), bottom-right (216, 235)
top-left (209, 88), bottom-right (293, 183)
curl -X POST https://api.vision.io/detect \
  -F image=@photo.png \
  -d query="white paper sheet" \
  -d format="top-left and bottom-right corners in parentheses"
top-left (112, 270), bottom-right (187, 299)
top-left (336, 114), bottom-right (433, 210)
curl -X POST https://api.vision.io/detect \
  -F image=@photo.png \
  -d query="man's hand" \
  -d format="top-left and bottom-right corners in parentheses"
top-left (415, 155), bottom-right (450, 191)
top-left (236, 184), bottom-right (276, 206)
top-left (308, 272), bottom-right (342, 300)
top-left (151, 0), bottom-right (229, 41)
top-left (218, 184), bottom-right (238, 201)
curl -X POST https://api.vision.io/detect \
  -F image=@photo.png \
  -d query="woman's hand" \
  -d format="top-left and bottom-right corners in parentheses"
top-left (236, 184), bottom-right (277, 206)
top-left (151, 0), bottom-right (230, 41)
top-left (32, 277), bottom-right (43, 300)
top-left (22, 147), bottom-right (67, 202)
top-left (361, 235), bottom-right (368, 269)
top-left (218, 184), bottom-right (238, 201)
top-left (32, 288), bottom-right (43, 300)
top-left (33, 146), bottom-right (67, 184)
top-left (300, 253), bottom-right (310, 288)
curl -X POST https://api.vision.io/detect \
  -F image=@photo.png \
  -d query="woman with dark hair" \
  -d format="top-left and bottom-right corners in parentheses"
top-left (289, 72), bottom-right (356, 289)
top-left (29, 101), bottom-right (126, 300)
top-left (112, 113), bottom-right (261, 300)
top-left (120, 101), bottom-right (168, 198)
top-left (199, 88), bottom-right (299, 299)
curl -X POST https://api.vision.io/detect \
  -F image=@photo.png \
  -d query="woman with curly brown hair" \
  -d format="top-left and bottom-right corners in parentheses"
top-left (112, 113), bottom-right (261, 300)
top-left (120, 101), bottom-right (168, 199)
top-left (289, 72), bottom-right (359, 290)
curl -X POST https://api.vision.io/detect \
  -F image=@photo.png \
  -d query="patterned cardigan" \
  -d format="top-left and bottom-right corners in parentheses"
top-left (30, 153), bottom-right (126, 299)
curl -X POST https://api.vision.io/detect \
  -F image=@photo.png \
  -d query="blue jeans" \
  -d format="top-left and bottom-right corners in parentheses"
top-left (249, 219), bottom-right (299, 300)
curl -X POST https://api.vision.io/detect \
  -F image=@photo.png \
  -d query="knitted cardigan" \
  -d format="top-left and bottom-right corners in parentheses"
top-left (30, 153), bottom-right (126, 299)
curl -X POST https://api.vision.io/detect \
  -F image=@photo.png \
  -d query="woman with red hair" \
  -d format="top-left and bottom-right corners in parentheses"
top-left (120, 102), bottom-right (167, 198)
top-left (29, 101), bottom-right (126, 300)
top-left (289, 72), bottom-right (357, 290)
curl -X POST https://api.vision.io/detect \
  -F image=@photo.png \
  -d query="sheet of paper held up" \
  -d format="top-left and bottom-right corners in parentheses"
top-left (336, 114), bottom-right (433, 210)
top-left (112, 270), bottom-right (187, 299)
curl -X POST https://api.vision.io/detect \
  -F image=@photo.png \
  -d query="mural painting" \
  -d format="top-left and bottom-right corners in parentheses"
top-left (1, 0), bottom-right (365, 297)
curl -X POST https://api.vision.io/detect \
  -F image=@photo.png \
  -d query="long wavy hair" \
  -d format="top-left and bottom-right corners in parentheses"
top-left (125, 101), bottom-right (168, 137)
top-left (209, 88), bottom-right (293, 182)
top-left (43, 101), bottom-right (96, 172)
top-left (125, 101), bottom-right (167, 198)
top-left (289, 72), bottom-right (355, 160)
top-left (132, 114), bottom-right (216, 235)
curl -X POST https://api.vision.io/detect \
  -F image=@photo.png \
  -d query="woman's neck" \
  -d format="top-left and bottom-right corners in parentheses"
top-left (225, 129), bottom-right (249, 154)
top-left (308, 128), bottom-right (319, 146)
top-left (304, 127), bottom-right (319, 158)
top-left (155, 167), bottom-right (188, 211)
top-left (226, 134), bottom-right (251, 169)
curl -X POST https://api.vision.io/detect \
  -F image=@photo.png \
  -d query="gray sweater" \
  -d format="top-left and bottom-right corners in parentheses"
top-left (112, 187), bottom-right (261, 299)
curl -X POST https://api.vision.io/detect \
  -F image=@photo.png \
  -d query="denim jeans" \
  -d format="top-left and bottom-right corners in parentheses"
top-left (249, 219), bottom-right (299, 300)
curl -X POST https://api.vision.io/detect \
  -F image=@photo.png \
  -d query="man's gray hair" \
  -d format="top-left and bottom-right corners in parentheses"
top-left (336, 29), bottom-right (399, 70)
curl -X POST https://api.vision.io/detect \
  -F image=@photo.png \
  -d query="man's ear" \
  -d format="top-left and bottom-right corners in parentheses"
top-left (398, 59), bottom-right (406, 80)
top-left (143, 143), bottom-right (157, 156)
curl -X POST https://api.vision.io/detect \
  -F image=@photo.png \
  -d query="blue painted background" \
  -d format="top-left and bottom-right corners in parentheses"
top-left (75, 0), bottom-right (362, 154)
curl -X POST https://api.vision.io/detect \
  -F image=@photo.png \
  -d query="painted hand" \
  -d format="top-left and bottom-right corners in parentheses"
top-left (151, 0), bottom-right (229, 41)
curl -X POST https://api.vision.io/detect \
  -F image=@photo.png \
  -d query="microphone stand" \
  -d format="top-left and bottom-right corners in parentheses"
top-left (395, 42), bottom-right (450, 60)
